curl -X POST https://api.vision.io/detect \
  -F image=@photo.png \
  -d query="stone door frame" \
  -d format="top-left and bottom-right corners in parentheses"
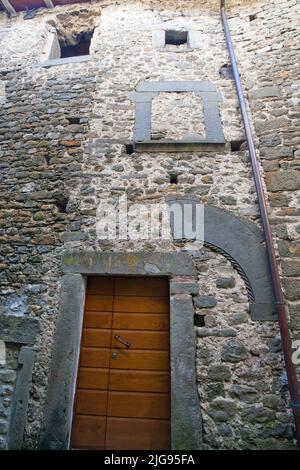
top-left (40, 252), bottom-right (202, 450)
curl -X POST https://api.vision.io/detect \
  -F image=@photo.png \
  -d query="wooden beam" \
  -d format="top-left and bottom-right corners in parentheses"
top-left (44, 0), bottom-right (55, 7)
top-left (0, 0), bottom-right (16, 16)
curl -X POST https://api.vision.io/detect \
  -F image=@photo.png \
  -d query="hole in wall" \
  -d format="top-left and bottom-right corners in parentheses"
top-left (125, 144), bottom-right (135, 155)
top-left (55, 195), bottom-right (69, 214)
top-left (60, 31), bottom-right (93, 58)
top-left (194, 314), bottom-right (205, 327)
top-left (230, 140), bottom-right (246, 152)
top-left (67, 117), bottom-right (81, 125)
top-left (249, 14), bottom-right (257, 21)
top-left (45, 155), bottom-right (51, 166)
top-left (169, 174), bottom-right (178, 184)
top-left (56, 202), bottom-right (68, 214)
top-left (219, 64), bottom-right (233, 79)
top-left (165, 30), bottom-right (188, 46)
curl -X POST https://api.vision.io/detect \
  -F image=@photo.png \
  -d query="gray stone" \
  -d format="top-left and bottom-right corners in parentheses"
top-left (241, 405), bottom-right (275, 424)
top-left (193, 295), bottom-right (217, 309)
top-left (208, 398), bottom-right (237, 422)
top-left (196, 327), bottom-right (236, 337)
top-left (207, 364), bottom-right (231, 382)
top-left (220, 196), bottom-right (237, 206)
top-left (226, 312), bottom-right (249, 325)
top-left (202, 382), bottom-right (225, 401)
top-left (267, 337), bottom-right (282, 353)
top-left (0, 315), bottom-right (39, 345)
top-left (61, 232), bottom-right (87, 242)
top-left (170, 282), bottom-right (199, 295)
top-left (228, 384), bottom-right (258, 403)
top-left (249, 86), bottom-right (281, 99)
top-left (282, 260), bottom-right (300, 277)
top-left (216, 276), bottom-right (236, 289)
top-left (262, 424), bottom-right (294, 439)
top-left (221, 339), bottom-right (248, 363)
top-left (265, 171), bottom-right (300, 192)
top-left (0, 370), bottom-right (17, 384)
top-left (262, 394), bottom-right (284, 410)
top-left (283, 278), bottom-right (300, 301)
top-left (217, 424), bottom-right (232, 437)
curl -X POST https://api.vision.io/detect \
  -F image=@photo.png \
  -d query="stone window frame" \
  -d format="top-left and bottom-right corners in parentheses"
top-left (130, 81), bottom-right (226, 152)
top-left (40, 252), bottom-right (202, 450)
top-left (39, 27), bottom-right (94, 68)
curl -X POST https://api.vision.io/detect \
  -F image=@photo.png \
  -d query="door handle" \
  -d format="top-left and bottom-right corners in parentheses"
top-left (114, 335), bottom-right (131, 348)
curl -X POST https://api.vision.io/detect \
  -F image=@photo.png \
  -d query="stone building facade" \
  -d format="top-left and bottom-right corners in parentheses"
top-left (0, 0), bottom-right (299, 450)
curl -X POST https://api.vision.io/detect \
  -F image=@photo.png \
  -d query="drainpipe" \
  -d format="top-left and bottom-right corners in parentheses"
top-left (221, 0), bottom-right (300, 448)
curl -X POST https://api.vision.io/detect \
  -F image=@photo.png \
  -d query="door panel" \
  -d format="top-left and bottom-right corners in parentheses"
top-left (111, 329), bottom-right (169, 350)
top-left (80, 347), bottom-right (110, 368)
top-left (71, 276), bottom-right (170, 450)
top-left (77, 367), bottom-right (109, 390)
top-left (114, 296), bottom-right (169, 313)
top-left (75, 389), bottom-right (108, 416)
top-left (113, 313), bottom-right (169, 331)
top-left (85, 295), bottom-right (114, 311)
top-left (81, 328), bottom-right (112, 347)
top-left (115, 277), bottom-right (169, 297)
top-left (72, 415), bottom-right (106, 450)
top-left (109, 349), bottom-right (169, 370)
top-left (105, 417), bottom-right (170, 450)
top-left (107, 391), bottom-right (170, 419)
top-left (83, 311), bottom-right (113, 329)
top-left (109, 369), bottom-right (170, 393)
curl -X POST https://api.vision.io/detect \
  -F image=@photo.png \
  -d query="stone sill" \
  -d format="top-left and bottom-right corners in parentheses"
top-left (39, 55), bottom-right (93, 68)
top-left (134, 140), bottom-right (226, 153)
top-left (157, 48), bottom-right (195, 53)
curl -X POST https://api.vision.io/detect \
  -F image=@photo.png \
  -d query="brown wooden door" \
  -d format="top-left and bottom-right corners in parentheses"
top-left (71, 276), bottom-right (170, 450)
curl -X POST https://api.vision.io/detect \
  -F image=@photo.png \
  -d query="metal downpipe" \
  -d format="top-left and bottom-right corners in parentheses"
top-left (221, 0), bottom-right (300, 448)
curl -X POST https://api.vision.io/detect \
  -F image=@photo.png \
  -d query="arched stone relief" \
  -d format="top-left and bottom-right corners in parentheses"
top-left (166, 196), bottom-right (277, 321)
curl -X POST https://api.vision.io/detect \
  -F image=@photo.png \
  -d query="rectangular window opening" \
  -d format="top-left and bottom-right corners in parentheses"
top-left (59, 30), bottom-right (94, 59)
top-left (165, 30), bottom-right (188, 46)
top-left (60, 39), bottom-right (91, 59)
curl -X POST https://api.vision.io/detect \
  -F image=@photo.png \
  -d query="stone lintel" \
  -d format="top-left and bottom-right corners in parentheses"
top-left (62, 251), bottom-right (197, 276)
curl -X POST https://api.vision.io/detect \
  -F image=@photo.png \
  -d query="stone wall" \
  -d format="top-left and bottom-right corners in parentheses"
top-left (0, 0), bottom-right (298, 450)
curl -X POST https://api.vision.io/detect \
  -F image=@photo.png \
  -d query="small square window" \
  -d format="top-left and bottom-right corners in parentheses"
top-left (165, 30), bottom-right (188, 46)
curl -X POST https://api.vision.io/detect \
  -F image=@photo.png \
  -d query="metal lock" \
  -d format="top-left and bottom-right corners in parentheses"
top-left (111, 352), bottom-right (118, 360)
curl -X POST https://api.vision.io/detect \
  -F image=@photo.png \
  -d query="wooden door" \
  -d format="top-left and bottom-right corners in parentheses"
top-left (71, 276), bottom-right (170, 450)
